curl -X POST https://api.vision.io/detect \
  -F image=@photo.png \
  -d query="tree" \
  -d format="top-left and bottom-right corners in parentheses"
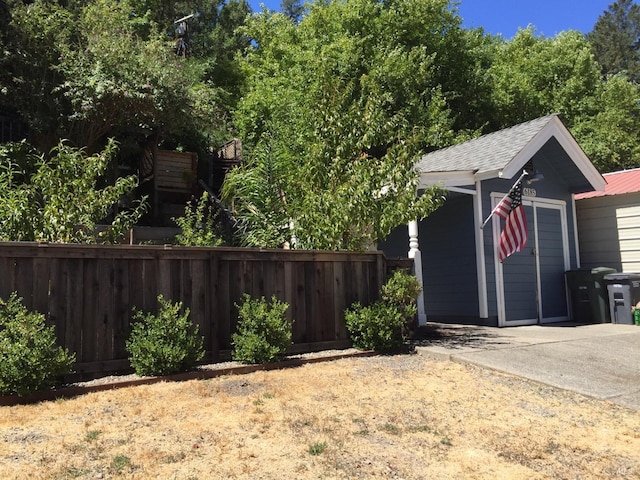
top-left (487, 29), bottom-right (602, 127)
top-left (571, 74), bottom-right (640, 172)
top-left (588, 0), bottom-right (640, 83)
top-left (280, 0), bottom-right (305, 22)
top-left (224, 0), bottom-right (487, 250)
top-left (0, 139), bottom-right (147, 243)
top-left (2, 0), bottom-right (249, 163)
top-left (485, 27), bottom-right (640, 172)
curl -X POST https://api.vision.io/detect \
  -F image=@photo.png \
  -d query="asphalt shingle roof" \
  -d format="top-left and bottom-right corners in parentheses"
top-left (416, 115), bottom-right (558, 174)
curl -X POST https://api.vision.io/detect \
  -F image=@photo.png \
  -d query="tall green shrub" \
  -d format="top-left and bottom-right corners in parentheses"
top-left (174, 192), bottom-right (225, 247)
top-left (232, 294), bottom-right (293, 364)
top-left (345, 270), bottom-right (421, 351)
top-left (345, 301), bottom-right (404, 352)
top-left (126, 295), bottom-right (205, 376)
top-left (0, 293), bottom-right (75, 396)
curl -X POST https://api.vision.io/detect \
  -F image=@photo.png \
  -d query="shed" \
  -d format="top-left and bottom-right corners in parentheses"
top-left (381, 115), bottom-right (606, 327)
top-left (575, 168), bottom-right (640, 272)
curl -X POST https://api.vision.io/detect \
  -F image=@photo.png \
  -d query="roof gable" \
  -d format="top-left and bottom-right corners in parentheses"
top-left (575, 168), bottom-right (640, 200)
top-left (417, 115), bottom-right (605, 193)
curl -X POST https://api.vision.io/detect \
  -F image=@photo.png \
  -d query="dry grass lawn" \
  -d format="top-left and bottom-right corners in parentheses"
top-left (1, 353), bottom-right (639, 479)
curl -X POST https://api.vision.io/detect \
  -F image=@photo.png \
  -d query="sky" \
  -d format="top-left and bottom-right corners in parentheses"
top-left (247, 0), bottom-right (614, 38)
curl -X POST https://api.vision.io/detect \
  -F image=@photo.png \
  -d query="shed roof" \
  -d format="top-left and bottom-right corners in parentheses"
top-left (416, 114), bottom-right (606, 193)
top-left (575, 168), bottom-right (640, 200)
top-left (417, 115), bottom-right (554, 176)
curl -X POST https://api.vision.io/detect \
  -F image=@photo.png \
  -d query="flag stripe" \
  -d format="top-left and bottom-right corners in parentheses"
top-left (496, 180), bottom-right (528, 263)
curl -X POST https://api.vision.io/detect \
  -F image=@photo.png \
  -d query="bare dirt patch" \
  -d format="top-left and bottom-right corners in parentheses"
top-left (1, 353), bottom-right (639, 479)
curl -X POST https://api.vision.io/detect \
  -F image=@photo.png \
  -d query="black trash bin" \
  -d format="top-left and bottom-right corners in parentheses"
top-left (604, 273), bottom-right (640, 324)
top-left (565, 267), bottom-right (616, 323)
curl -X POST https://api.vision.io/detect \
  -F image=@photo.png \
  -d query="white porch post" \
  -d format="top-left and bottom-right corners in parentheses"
top-left (408, 220), bottom-right (427, 326)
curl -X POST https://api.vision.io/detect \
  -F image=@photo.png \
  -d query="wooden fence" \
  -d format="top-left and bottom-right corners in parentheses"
top-left (0, 243), bottom-right (412, 380)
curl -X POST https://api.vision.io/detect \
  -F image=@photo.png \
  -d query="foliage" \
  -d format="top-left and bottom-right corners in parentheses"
top-left (53, 0), bottom-right (201, 152)
top-left (588, 0), bottom-right (640, 83)
top-left (225, 0), bottom-right (469, 250)
top-left (487, 29), bottom-right (602, 126)
top-left (345, 270), bottom-right (421, 351)
top-left (381, 269), bottom-right (421, 320)
top-left (126, 295), bottom-right (205, 376)
top-left (0, 292), bottom-right (75, 396)
top-left (345, 301), bottom-right (405, 352)
top-left (0, 139), bottom-right (147, 243)
top-left (174, 192), bottom-right (225, 246)
top-left (486, 27), bottom-right (640, 172)
top-left (280, 0), bottom-right (305, 22)
top-left (570, 74), bottom-right (640, 172)
top-left (2, 0), bottom-right (249, 159)
top-left (232, 294), bottom-right (293, 364)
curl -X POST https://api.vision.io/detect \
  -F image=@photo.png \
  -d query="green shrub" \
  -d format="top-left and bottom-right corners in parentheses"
top-left (173, 192), bottom-right (225, 247)
top-left (345, 301), bottom-right (404, 351)
top-left (232, 294), bottom-right (293, 364)
top-left (126, 295), bottom-right (205, 376)
top-left (381, 270), bottom-right (422, 311)
top-left (345, 270), bottom-right (422, 351)
top-left (0, 292), bottom-right (75, 396)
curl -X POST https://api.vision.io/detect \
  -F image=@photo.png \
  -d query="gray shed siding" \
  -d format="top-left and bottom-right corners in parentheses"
top-left (480, 144), bottom-right (580, 321)
top-left (576, 192), bottom-right (640, 272)
top-left (418, 194), bottom-right (480, 321)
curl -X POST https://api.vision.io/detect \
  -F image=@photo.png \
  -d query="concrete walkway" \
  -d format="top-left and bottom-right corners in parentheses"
top-left (414, 322), bottom-right (640, 411)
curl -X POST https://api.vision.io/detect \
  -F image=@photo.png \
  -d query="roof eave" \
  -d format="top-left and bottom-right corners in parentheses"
top-left (501, 116), bottom-right (606, 191)
top-left (418, 170), bottom-right (476, 189)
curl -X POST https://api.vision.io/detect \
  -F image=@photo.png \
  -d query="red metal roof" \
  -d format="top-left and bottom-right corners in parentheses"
top-left (575, 168), bottom-right (640, 200)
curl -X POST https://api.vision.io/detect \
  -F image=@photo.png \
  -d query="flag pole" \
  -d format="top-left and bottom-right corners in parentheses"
top-left (480, 170), bottom-right (529, 229)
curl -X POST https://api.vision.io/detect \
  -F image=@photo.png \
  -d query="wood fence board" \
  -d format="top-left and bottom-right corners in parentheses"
top-left (315, 261), bottom-right (333, 341)
top-left (303, 262), bottom-right (315, 343)
top-left (81, 259), bottom-right (98, 363)
top-left (94, 258), bottom-right (113, 362)
top-left (0, 244), bottom-right (399, 379)
top-left (332, 261), bottom-right (348, 341)
top-left (189, 259), bottom-right (208, 350)
top-left (291, 262), bottom-right (307, 343)
top-left (283, 261), bottom-right (294, 323)
top-left (66, 259), bottom-right (84, 361)
top-left (0, 258), bottom-right (9, 300)
top-left (210, 252), bottom-right (226, 359)
top-left (114, 259), bottom-right (130, 360)
top-left (32, 256), bottom-right (50, 316)
top-left (141, 259), bottom-right (158, 311)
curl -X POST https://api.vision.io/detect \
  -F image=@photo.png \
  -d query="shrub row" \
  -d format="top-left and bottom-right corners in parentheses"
top-left (0, 270), bottom-right (420, 396)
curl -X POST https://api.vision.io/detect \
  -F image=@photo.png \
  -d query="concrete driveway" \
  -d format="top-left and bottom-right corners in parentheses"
top-left (414, 322), bottom-right (640, 411)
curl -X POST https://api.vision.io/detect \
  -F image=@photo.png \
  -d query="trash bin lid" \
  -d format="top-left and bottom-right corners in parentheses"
top-left (590, 267), bottom-right (617, 274)
top-left (604, 272), bottom-right (640, 281)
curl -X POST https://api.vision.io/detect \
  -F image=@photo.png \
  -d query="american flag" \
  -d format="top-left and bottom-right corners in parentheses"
top-left (495, 180), bottom-right (528, 262)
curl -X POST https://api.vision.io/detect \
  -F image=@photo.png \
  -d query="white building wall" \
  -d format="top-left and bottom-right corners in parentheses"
top-left (576, 192), bottom-right (640, 272)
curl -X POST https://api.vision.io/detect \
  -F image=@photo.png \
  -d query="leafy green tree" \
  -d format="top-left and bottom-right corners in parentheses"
top-left (280, 0), bottom-right (304, 22)
top-left (486, 27), bottom-right (640, 172)
top-left (2, 0), bottom-right (245, 162)
top-left (487, 28), bottom-right (602, 126)
top-left (53, 0), bottom-right (203, 153)
top-left (0, 1), bottom-right (74, 149)
top-left (588, 0), bottom-right (640, 83)
top-left (571, 74), bottom-right (640, 172)
top-left (0, 139), bottom-right (147, 243)
top-left (225, 0), bottom-right (486, 250)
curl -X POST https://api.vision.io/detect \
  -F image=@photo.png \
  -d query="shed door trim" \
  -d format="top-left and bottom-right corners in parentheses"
top-left (491, 194), bottom-right (570, 326)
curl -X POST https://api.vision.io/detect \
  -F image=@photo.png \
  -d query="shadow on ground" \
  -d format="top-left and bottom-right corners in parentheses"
top-left (410, 324), bottom-right (512, 350)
